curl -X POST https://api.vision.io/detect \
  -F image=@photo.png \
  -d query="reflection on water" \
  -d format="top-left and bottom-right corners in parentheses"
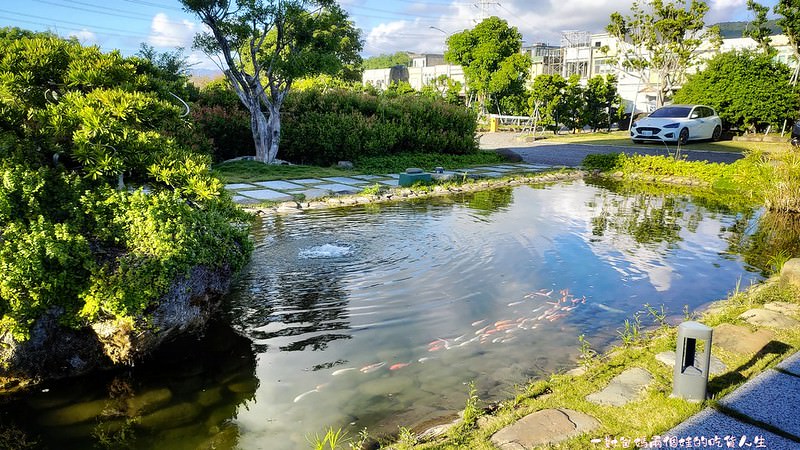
top-left (0, 321), bottom-right (257, 450)
top-left (0, 180), bottom-right (787, 449)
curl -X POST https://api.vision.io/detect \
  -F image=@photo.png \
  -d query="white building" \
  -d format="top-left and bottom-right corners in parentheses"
top-left (361, 53), bottom-right (466, 93)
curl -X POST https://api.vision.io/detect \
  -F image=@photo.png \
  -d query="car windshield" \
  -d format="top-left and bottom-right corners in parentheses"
top-left (648, 107), bottom-right (692, 118)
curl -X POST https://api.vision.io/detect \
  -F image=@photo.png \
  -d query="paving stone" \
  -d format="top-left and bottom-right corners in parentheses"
top-left (479, 171), bottom-right (506, 178)
top-left (291, 178), bottom-right (325, 184)
top-left (385, 174), bottom-right (400, 179)
top-left (481, 166), bottom-right (514, 172)
top-left (667, 408), bottom-right (799, 450)
top-left (764, 301), bottom-right (800, 316)
top-left (351, 174), bottom-right (387, 181)
top-left (251, 180), bottom-right (304, 190)
top-left (713, 323), bottom-right (775, 355)
top-left (231, 195), bottom-right (260, 205)
top-left (780, 258), bottom-right (800, 289)
top-left (776, 351), bottom-right (800, 377)
top-left (378, 179), bottom-right (399, 187)
top-left (236, 189), bottom-right (295, 202)
top-left (224, 183), bottom-right (255, 190)
top-left (655, 351), bottom-right (727, 375)
top-left (719, 369), bottom-right (800, 437)
top-left (492, 165), bottom-right (522, 170)
top-left (296, 189), bottom-right (331, 200)
top-left (490, 408), bottom-right (599, 450)
top-left (739, 308), bottom-right (800, 328)
top-left (586, 368), bottom-right (653, 406)
top-left (314, 183), bottom-right (361, 194)
top-left (319, 176), bottom-right (369, 185)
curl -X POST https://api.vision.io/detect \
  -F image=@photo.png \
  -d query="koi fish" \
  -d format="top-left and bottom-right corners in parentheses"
top-left (293, 389), bottom-right (318, 403)
top-left (428, 345), bottom-right (444, 352)
top-left (418, 357), bottom-right (435, 363)
top-left (360, 362), bottom-right (386, 373)
top-left (507, 301), bottom-right (524, 307)
top-left (595, 303), bottom-right (624, 314)
top-left (495, 320), bottom-right (514, 327)
top-left (475, 326), bottom-right (490, 335)
top-left (332, 368), bottom-right (357, 376)
top-left (531, 305), bottom-right (546, 313)
top-left (453, 334), bottom-right (467, 342)
top-left (471, 319), bottom-right (486, 327)
top-left (390, 363), bottom-right (410, 371)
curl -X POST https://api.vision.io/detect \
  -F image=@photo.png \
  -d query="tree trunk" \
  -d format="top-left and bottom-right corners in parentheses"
top-left (246, 97), bottom-right (280, 164)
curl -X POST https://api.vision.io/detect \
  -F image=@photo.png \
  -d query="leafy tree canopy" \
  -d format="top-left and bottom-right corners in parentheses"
top-left (363, 52), bottom-right (411, 70)
top-left (674, 50), bottom-right (799, 132)
top-left (444, 16), bottom-right (531, 113)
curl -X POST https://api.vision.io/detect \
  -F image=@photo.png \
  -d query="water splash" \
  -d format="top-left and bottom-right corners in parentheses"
top-left (298, 244), bottom-right (353, 259)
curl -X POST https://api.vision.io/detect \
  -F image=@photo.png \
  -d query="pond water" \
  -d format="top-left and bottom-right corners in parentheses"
top-left (0, 179), bottom-right (776, 449)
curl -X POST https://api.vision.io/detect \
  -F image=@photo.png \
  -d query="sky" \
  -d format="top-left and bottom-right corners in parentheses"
top-left (0, 0), bottom-right (781, 73)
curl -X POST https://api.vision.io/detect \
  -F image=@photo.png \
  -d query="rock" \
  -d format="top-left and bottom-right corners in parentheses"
top-left (125, 388), bottom-right (173, 416)
top-left (739, 308), bottom-right (800, 328)
top-left (565, 366), bottom-right (587, 377)
top-left (137, 402), bottom-right (202, 429)
top-left (586, 368), bottom-right (653, 406)
top-left (490, 408), bottom-right (599, 449)
top-left (337, 160), bottom-right (354, 169)
top-left (38, 399), bottom-right (112, 427)
top-left (780, 258), bottom-right (800, 288)
top-left (764, 302), bottom-right (800, 316)
top-left (195, 387), bottom-right (224, 407)
top-left (713, 324), bottom-right (775, 354)
top-left (655, 351), bottom-right (727, 375)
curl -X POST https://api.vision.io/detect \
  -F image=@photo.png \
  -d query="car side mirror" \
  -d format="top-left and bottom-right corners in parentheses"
top-left (690, 113), bottom-right (699, 119)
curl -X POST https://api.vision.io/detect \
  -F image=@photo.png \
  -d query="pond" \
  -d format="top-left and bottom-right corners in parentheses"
top-left (0, 179), bottom-right (783, 449)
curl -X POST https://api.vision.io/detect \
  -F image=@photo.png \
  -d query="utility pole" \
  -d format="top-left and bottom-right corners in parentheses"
top-left (474, 0), bottom-right (499, 22)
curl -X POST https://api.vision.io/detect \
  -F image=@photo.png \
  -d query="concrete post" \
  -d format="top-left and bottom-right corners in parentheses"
top-left (672, 321), bottom-right (713, 401)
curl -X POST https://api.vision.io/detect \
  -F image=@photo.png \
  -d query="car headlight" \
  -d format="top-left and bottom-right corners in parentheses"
top-left (631, 122), bottom-right (638, 128)
top-left (663, 123), bottom-right (680, 129)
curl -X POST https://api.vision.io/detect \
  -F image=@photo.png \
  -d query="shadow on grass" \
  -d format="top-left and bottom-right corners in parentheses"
top-left (707, 340), bottom-right (793, 398)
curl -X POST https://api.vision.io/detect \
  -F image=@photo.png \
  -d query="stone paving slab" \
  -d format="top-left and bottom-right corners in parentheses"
top-left (351, 174), bottom-right (388, 181)
top-left (776, 351), bottom-right (800, 377)
top-left (739, 308), bottom-right (800, 328)
top-left (320, 176), bottom-right (369, 185)
top-left (480, 171), bottom-right (508, 178)
top-left (490, 408), bottom-right (599, 449)
top-left (384, 174), bottom-right (400, 179)
top-left (225, 183), bottom-right (256, 190)
top-left (236, 189), bottom-right (295, 202)
top-left (297, 188), bottom-right (332, 200)
top-left (252, 180), bottom-right (305, 190)
top-left (291, 178), bottom-right (325, 185)
top-left (667, 408), bottom-right (799, 450)
top-left (231, 195), bottom-right (260, 204)
top-left (719, 369), bottom-right (800, 437)
top-left (315, 183), bottom-right (362, 194)
top-left (586, 368), bottom-right (653, 406)
top-left (713, 323), bottom-right (775, 355)
top-left (378, 179), bottom-right (399, 187)
top-left (481, 166), bottom-right (514, 172)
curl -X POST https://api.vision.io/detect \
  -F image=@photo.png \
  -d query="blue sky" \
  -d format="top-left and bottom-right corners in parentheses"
top-left (0, 0), bottom-right (779, 72)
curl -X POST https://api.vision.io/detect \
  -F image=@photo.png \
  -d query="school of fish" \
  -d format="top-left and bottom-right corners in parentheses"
top-left (292, 288), bottom-right (588, 402)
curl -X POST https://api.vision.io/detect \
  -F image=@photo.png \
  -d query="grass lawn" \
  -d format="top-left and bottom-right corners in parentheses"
top-left (528, 130), bottom-right (793, 153)
top-left (212, 152), bottom-right (507, 184)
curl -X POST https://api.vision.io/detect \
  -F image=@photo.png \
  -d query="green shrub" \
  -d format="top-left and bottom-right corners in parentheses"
top-left (279, 89), bottom-right (479, 166)
top-left (582, 153), bottom-right (623, 171)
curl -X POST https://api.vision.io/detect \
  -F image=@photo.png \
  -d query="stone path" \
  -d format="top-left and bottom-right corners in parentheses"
top-left (489, 408), bottom-right (599, 450)
top-left (225, 163), bottom-right (552, 205)
top-left (586, 367), bottom-right (653, 407)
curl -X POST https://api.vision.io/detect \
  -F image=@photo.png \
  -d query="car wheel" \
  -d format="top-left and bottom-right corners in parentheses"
top-left (712, 125), bottom-right (721, 141)
top-left (678, 128), bottom-right (689, 145)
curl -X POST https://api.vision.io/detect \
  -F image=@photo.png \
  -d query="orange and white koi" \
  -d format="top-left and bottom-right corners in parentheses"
top-left (389, 363), bottom-right (410, 371)
top-left (495, 320), bottom-right (514, 327)
top-left (360, 362), bottom-right (386, 373)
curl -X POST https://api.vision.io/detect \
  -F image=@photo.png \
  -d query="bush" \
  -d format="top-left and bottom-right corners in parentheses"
top-left (674, 50), bottom-right (799, 132)
top-left (0, 29), bottom-right (252, 339)
top-left (279, 89), bottom-right (479, 166)
top-left (582, 153), bottom-right (623, 171)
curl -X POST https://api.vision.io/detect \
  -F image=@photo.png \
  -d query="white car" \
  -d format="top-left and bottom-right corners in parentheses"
top-left (630, 104), bottom-right (722, 145)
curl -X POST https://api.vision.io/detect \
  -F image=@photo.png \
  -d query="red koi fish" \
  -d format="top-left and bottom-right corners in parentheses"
top-left (389, 363), bottom-right (410, 371)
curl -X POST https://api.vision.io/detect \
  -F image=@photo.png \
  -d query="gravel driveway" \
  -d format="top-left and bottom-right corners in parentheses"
top-left (479, 132), bottom-right (744, 167)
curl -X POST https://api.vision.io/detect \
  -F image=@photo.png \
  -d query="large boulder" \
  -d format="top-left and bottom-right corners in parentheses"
top-left (0, 265), bottom-right (234, 390)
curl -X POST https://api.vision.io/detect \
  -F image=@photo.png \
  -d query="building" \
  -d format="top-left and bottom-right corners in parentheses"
top-left (361, 53), bottom-right (466, 93)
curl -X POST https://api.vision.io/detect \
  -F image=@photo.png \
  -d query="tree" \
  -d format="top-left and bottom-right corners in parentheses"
top-left (181, 0), bottom-right (362, 164)
top-left (674, 50), bottom-right (799, 132)
top-left (363, 52), bottom-right (411, 69)
top-left (775, 0), bottom-right (800, 60)
top-left (529, 74), bottom-right (567, 133)
top-left (606, 0), bottom-right (721, 108)
top-left (444, 16), bottom-right (531, 114)
top-left (582, 75), bottom-right (621, 132)
top-left (744, 0), bottom-right (774, 54)
top-left (562, 74), bottom-right (585, 133)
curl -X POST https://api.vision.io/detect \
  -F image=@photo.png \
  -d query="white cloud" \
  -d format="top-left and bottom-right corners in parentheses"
top-left (148, 12), bottom-right (198, 48)
top-left (360, 0), bottom-right (758, 56)
top-left (69, 28), bottom-right (97, 44)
